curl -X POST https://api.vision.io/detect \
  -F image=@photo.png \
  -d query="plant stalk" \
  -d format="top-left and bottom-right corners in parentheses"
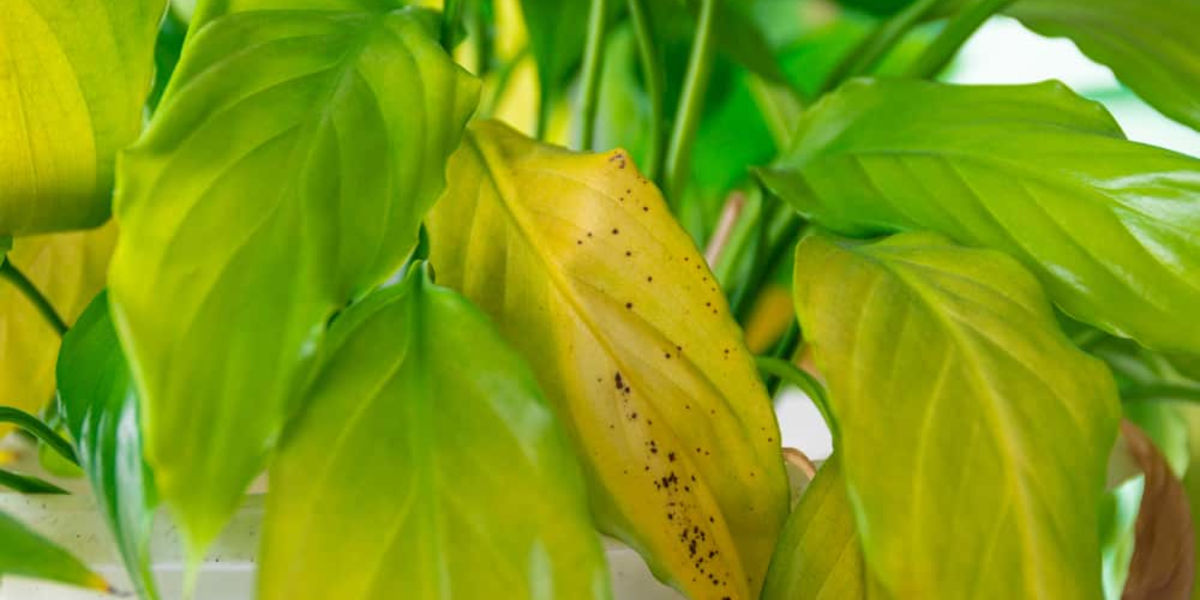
top-left (577, 0), bottom-right (610, 150)
top-left (0, 260), bottom-right (67, 336)
top-left (440, 0), bottom-right (464, 52)
top-left (626, 0), bottom-right (665, 182)
top-left (663, 0), bottom-right (718, 208)
top-left (907, 0), bottom-right (1017, 78)
top-left (818, 0), bottom-right (943, 95)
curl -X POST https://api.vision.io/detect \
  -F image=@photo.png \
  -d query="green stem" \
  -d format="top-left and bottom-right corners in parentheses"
top-left (472, 0), bottom-right (494, 78)
top-left (0, 407), bottom-right (79, 466)
top-left (626, 0), bottom-right (664, 182)
top-left (756, 356), bottom-right (836, 434)
top-left (0, 260), bottom-right (67, 336)
top-left (480, 46), bottom-right (530, 117)
top-left (663, 0), bottom-right (718, 207)
top-left (818, 0), bottom-right (943, 95)
top-left (0, 469), bottom-right (68, 495)
top-left (1123, 384), bottom-right (1200, 404)
top-left (577, 0), bottom-right (609, 150)
top-left (440, 0), bottom-right (464, 52)
top-left (906, 0), bottom-right (1016, 78)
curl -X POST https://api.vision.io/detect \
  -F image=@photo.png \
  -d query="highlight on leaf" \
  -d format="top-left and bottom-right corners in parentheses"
top-left (427, 119), bottom-right (788, 599)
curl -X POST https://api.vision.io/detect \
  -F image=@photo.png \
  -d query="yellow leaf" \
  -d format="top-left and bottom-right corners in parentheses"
top-left (428, 120), bottom-right (788, 599)
top-left (0, 222), bottom-right (117, 436)
top-left (0, 0), bottom-right (164, 234)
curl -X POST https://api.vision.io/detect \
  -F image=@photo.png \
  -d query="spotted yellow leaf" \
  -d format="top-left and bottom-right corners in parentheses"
top-left (428, 120), bottom-right (788, 599)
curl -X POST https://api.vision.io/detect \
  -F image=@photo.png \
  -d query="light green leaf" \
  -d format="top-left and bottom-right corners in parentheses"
top-left (793, 231), bottom-right (1121, 598)
top-left (0, 510), bottom-right (108, 592)
top-left (760, 78), bottom-right (1200, 354)
top-left (1100, 475), bottom-right (1144, 600)
top-left (109, 6), bottom-right (479, 557)
top-left (260, 266), bottom-right (610, 600)
top-left (427, 120), bottom-right (788, 598)
top-left (0, 0), bottom-right (165, 235)
top-left (190, 0), bottom-right (409, 30)
top-left (56, 292), bottom-right (160, 600)
top-left (1007, 0), bottom-right (1200, 131)
top-left (762, 456), bottom-right (871, 600)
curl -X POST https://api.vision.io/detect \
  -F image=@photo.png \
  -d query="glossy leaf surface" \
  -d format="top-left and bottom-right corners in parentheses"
top-left (0, 0), bottom-right (165, 234)
top-left (427, 120), bottom-right (788, 598)
top-left (761, 79), bottom-right (1200, 354)
top-left (109, 6), bottom-right (479, 556)
top-left (0, 510), bottom-right (108, 592)
top-left (793, 231), bottom-right (1121, 598)
top-left (1007, 0), bottom-right (1200, 131)
top-left (57, 292), bottom-right (160, 600)
top-left (762, 456), bottom-right (870, 600)
top-left (260, 267), bottom-right (610, 600)
top-left (0, 224), bottom-right (117, 437)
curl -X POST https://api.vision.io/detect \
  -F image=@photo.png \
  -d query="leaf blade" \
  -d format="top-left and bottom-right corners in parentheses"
top-left (0, 511), bottom-right (108, 592)
top-left (109, 6), bottom-right (479, 556)
top-left (259, 267), bottom-right (611, 600)
top-left (793, 231), bottom-right (1120, 598)
top-left (760, 78), bottom-right (1200, 354)
top-left (56, 292), bottom-right (161, 600)
top-left (427, 120), bottom-right (788, 598)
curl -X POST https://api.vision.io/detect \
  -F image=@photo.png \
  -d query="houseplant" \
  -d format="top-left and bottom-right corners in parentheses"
top-left (2, 0), bottom-right (1199, 598)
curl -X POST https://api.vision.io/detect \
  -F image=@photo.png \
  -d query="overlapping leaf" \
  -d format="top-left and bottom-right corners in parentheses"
top-left (0, 510), bottom-right (108, 592)
top-left (1007, 0), bottom-right (1200, 131)
top-left (0, 223), bottom-right (117, 438)
top-left (260, 267), bottom-right (610, 600)
top-left (109, 6), bottom-right (479, 556)
top-left (760, 79), bottom-right (1200, 354)
top-left (793, 231), bottom-right (1120, 598)
top-left (427, 120), bottom-right (788, 598)
top-left (56, 292), bottom-right (160, 600)
top-left (0, 0), bottom-right (165, 234)
top-left (762, 457), bottom-right (870, 600)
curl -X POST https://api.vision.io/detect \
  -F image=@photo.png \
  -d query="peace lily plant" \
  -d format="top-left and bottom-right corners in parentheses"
top-left (1, 0), bottom-right (1198, 598)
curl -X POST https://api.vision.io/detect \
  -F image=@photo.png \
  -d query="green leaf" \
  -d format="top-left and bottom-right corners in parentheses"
top-left (109, 6), bottom-right (479, 557)
top-left (260, 266), bottom-right (610, 600)
top-left (427, 120), bottom-right (788, 598)
top-left (1100, 475), bottom-right (1144, 600)
top-left (793, 231), bottom-right (1121, 598)
top-left (0, 0), bottom-right (165, 235)
top-left (519, 0), bottom-right (590, 114)
top-left (760, 79), bottom-right (1200, 354)
top-left (0, 510), bottom-right (108, 592)
top-left (0, 469), bottom-right (69, 495)
top-left (56, 292), bottom-right (160, 600)
top-left (1006, 0), bottom-right (1200, 131)
top-left (762, 456), bottom-right (871, 600)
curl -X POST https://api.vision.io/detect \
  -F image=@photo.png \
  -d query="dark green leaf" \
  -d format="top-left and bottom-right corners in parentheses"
top-left (0, 510), bottom-right (108, 591)
top-left (259, 266), bottom-right (611, 600)
top-left (1007, 0), bottom-right (1200, 131)
top-left (761, 79), bottom-right (1200, 354)
top-left (56, 292), bottom-right (160, 600)
top-left (519, 0), bottom-right (590, 113)
top-left (0, 470), bottom-right (68, 495)
top-left (793, 231), bottom-right (1120, 598)
top-left (109, 6), bottom-right (479, 556)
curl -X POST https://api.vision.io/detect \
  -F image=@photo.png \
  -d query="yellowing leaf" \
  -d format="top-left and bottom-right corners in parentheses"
top-left (794, 231), bottom-right (1121, 599)
top-left (427, 120), bottom-right (788, 599)
top-left (0, 222), bottom-right (116, 437)
top-left (0, 0), bottom-right (165, 234)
